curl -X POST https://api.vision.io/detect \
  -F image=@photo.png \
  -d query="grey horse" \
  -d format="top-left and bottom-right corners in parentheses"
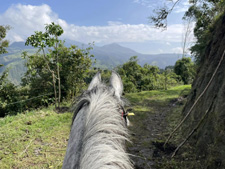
top-left (62, 71), bottom-right (133, 169)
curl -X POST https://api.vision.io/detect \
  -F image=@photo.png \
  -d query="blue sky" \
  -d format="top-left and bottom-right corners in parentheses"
top-left (0, 0), bottom-right (194, 54)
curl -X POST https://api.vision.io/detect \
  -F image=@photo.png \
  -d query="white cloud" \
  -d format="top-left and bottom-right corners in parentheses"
top-left (107, 21), bottom-right (123, 26)
top-left (133, 0), bottom-right (160, 9)
top-left (0, 4), bottom-right (58, 43)
top-left (133, 0), bottom-right (140, 3)
top-left (166, 42), bottom-right (171, 46)
top-left (173, 1), bottom-right (191, 13)
top-left (159, 49), bottom-right (164, 53)
top-left (63, 23), bottom-right (184, 44)
top-left (0, 4), bottom-right (188, 45)
top-left (172, 47), bottom-right (183, 53)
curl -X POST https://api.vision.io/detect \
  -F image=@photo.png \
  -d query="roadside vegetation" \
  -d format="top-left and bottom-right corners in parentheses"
top-left (1, 0), bottom-right (225, 168)
top-left (0, 22), bottom-right (194, 169)
top-left (0, 85), bottom-right (191, 168)
top-left (0, 22), bottom-right (195, 117)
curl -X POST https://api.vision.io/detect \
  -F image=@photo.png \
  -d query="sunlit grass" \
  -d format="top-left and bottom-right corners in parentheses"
top-left (0, 107), bottom-right (72, 168)
top-left (126, 85), bottom-right (191, 138)
top-left (126, 85), bottom-right (191, 108)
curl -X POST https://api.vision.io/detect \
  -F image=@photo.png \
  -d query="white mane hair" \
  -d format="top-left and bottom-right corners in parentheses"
top-left (63, 71), bottom-right (133, 169)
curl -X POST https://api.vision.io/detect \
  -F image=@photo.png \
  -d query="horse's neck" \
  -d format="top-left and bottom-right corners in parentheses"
top-left (62, 107), bottom-right (87, 169)
top-left (81, 93), bottom-right (132, 169)
top-left (63, 90), bottom-right (133, 169)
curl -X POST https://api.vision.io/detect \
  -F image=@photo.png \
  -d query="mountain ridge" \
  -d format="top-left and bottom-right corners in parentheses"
top-left (0, 41), bottom-right (183, 84)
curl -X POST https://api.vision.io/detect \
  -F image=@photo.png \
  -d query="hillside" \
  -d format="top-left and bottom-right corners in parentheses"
top-left (92, 43), bottom-right (182, 69)
top-left (0, 43), bottom-right (37, 85)
top-left (0, 42), bottom-right (182, 85)
top-left (180, 12), bottom-right (225, 168)
top-left (0, 85), bottom-right (192, 169)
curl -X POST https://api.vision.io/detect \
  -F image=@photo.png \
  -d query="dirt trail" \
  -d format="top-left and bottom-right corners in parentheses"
top-left (127, 97), bottom-right (183, 169)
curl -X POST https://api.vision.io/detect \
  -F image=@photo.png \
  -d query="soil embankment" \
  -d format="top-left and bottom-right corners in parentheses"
top-left (181, 12), bottom-right (225, 169)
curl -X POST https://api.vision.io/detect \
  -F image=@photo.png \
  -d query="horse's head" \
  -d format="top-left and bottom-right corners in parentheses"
top-left (88, 71), bottom-right (123, 99)
top-left (90, 71), bottom-right (132, 125)
top-left (63, 71), bottom-right (133, 169)
top-left (72, 71), bottom-right (130, 126)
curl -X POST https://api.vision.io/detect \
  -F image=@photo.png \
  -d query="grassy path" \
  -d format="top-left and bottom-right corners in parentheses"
top-left (125, 85), bottom-right (191, 169)
top-left (0, 85), bottom-right (191, 169)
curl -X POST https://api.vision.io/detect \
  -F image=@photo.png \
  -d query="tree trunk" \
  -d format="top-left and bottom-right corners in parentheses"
top-left (55, 39), bottom-right (61, 108)
top-left (42, 48), bottom-right (57, 108)
top-left (52, 73), bottom-right (57, 108)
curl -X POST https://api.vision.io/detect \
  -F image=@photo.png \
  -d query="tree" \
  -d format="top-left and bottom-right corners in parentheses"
top-left (116, 56), bottom-right (180, 92)
top-left (141, 64), bottom-right (160, 90)
top-left (21, 51), bottom-right (55, 108)
top-left (0, 25), bottom-right (10, 56)
top-left (25, 22), bottom-right (63, 108)
top-left (184, 0), bottom-right (225, 64)
top-left (0, 25), bottom-right (20, 117)
top-left (58, 44), bottom-right (94, 98)
top-left (174, 57), bottom-right (195, 84)
top-left (162, 67), bottom-right (179, 90)
top-left (149, 0), bottom-right (225, 64)
top-left (149, 0), bottom-right (182, 29)
top-left (116, 56), bottom-right (142, 92)
top-left (0, 25), bottom-right (10, 67)
top-left (22, 41), bottom-right (94, 107)
top-left (0, 70), bottom-right (21, 117)
top-left (182, 15), bottom-right (194, 58)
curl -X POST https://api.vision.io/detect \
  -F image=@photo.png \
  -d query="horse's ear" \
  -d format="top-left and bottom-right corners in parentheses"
top-left (88, 72), bottom-right (101, 90)
top-left (110, 71), bottom-right (123, 98)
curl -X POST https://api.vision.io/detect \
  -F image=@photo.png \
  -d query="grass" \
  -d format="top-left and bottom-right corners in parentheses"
top-left (0, 107), bottom-right (72, 169)
top-left (126, 85), bottom-right (191, 104)
top-left (126, 84), bottom-right (190, 119)
top-left (0, 85), bottom-right (191, 168)
top-left (125, 85), bottom-right (191, 119)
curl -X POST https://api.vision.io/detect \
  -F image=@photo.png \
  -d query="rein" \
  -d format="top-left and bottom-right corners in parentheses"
top-left (120, 105), bottom-right (128, 124)
top-left (120, 105), bottom-right (135, 126)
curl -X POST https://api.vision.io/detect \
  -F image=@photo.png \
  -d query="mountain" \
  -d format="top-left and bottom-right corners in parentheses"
top-left (0, 42), bottom-right (37, 84)
top-left (91, 43), bottom-right (181, 69)
top-left (0, 41), bottom-right (183, 85)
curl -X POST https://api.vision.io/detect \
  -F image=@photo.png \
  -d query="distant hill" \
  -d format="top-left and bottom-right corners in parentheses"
top-left (91, 43), bottom-right (182, 69)
top-left (0, 41), bottom-right (183, 85)
top-left (0, 42), bottom-right (37, 85)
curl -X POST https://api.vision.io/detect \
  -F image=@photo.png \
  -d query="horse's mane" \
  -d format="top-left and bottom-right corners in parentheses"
top-left (68, 83), bottom-right (133, 169)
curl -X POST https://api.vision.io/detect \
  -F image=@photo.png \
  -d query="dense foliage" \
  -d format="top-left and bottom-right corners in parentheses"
top-left (185, 0), bottom-right (225, 64)
top-left (0, 22), bottom-right (195, 117)
top-left (0, 23), bottom-right (94, 116)
top-left (174, 57), bottom-right (196, 84)
top-left (0, 25), bottom-right (10, 56)
top-left (21, 43), bottom-right (93, 110)
top-left (0, 70), bottom-right (19, 117)
top-left (150, 0), bottom-right (225, 65)
top-left (116, 56), bottom-right (181, 93)
top-left (0, 25), bottom-right (20, 117)
top-left (25, 22), bottom-right (64, 108)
